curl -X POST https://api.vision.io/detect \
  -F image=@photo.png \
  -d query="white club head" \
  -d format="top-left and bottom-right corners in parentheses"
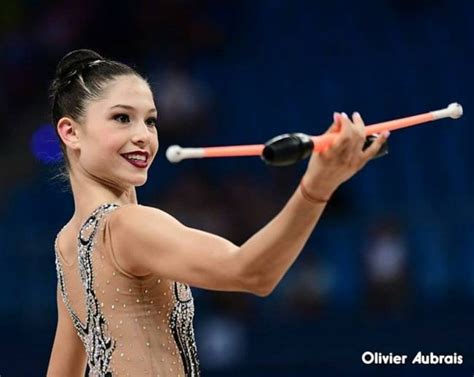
top-left (431, 102), bottom-right (463, 120)
top-left (447, 102), bottom-right (463, 119)
top-left (166, 145), bottom-right (184, 163)
top-left (166, 145), bottom-right (204, 163)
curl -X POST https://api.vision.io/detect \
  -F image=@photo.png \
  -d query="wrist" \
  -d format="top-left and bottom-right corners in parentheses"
top-left (299, 176), bottom-right (333, 204)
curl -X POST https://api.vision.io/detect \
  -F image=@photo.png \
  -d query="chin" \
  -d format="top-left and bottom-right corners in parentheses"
top-left (112, 171), bottom-right (147, 188)
top-left (127, 174), bottom-right (148, 187)
top-left (132, 179), bottom-right (147, 187)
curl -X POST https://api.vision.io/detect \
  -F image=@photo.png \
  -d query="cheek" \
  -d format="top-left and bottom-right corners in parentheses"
top-left (152, 132), bottom-right (159, 152)
top-left (104, 134), bottom-right (126, 155)
top-left (83, 132), bottom-right (124, 165)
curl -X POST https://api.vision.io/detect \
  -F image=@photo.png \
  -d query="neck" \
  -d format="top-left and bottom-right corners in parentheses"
top-left (68, 169), bottom-right (138, 228)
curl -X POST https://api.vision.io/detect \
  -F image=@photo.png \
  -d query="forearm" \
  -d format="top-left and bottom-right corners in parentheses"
top-left (238, 180), bottom-right (331, 295)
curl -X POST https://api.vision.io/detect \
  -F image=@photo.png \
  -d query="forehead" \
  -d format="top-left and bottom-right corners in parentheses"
top-left (95, 75), bottom-right (155, 110)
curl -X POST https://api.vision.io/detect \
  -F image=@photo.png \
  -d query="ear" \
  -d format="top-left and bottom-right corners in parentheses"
top-left (57, 117), bottom-right (81, 150)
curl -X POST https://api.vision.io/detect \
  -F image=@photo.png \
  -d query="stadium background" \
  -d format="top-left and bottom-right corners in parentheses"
top-left (0, 1), bottom-right (473, 376)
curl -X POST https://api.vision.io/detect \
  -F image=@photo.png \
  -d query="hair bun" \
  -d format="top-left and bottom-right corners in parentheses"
top-left (55, 49), bottom-right (105, 79)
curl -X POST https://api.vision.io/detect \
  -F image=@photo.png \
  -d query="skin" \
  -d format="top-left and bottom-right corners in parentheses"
top-left (58, 75), bottom-right (159, 229)
top-left (48, 74), bottom-right (158, 376)
top-left (47, 73), bottom-right (389, 375)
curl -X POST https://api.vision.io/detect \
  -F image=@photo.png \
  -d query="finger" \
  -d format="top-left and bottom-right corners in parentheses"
top-left (324, 112), bottom-right (342, 134)
top-left (352, 111), bottom-right (367, 152)
top-left (337, 112), bottom-right (360, 163)
top-left (362, 131), bottom-right (390, 160)
top-left (352, 112), bottom-right (366, 139)
top-left (333, 112), bottom-right (351, 149)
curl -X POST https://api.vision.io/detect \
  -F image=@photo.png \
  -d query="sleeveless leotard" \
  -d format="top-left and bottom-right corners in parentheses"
top-left (54, 203), bottom-right (200, 376)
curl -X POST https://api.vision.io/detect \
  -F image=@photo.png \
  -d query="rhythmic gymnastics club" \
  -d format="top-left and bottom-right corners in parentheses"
top-left (166, 102), bottom-right (463, 166)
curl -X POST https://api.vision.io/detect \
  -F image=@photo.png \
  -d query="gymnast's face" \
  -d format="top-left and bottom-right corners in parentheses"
top-left (76, 75), bottom-right (158, 189)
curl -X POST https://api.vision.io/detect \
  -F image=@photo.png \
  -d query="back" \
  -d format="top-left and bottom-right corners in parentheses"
top-left (54, 203), bottom-right (200, 376)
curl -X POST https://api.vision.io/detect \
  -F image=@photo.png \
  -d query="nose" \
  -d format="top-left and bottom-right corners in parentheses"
top-left (131, 121), bottom-right (152, 146)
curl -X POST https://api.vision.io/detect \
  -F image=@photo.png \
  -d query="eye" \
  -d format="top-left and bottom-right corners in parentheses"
top-left (146, 116), bottom-right (158, 128)
top-left (113, 114), bottom-right (130, 123)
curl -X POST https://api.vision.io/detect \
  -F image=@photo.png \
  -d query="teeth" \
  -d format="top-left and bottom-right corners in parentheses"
top-left (124, 154), bottom-right (146, 161)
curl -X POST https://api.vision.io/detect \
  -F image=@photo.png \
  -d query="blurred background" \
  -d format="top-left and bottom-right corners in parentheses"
top-left (1, 0), bottom-right (473, 376)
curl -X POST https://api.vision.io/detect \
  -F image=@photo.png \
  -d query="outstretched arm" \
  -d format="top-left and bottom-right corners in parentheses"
top-left (110, 113), bottom-right (389, 296)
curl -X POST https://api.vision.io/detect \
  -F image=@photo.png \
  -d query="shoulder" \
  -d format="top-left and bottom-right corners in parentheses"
top-left (106, 203), bottom-right (183, 253)
top-left (105, 204), bottom-right (183, 277)
top-left (108, 204), bottom-right (176, 230)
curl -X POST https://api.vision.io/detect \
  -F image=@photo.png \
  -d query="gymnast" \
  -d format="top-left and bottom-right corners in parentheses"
top-left (46, 48), bottom-right (389, 377)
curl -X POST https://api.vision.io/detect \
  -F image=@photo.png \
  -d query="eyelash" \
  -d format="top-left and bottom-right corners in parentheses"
top-left (113, 113), bottom-right (157, 128)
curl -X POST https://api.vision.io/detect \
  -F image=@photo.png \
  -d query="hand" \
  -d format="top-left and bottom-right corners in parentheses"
top-left (302, 112), bottom-right (390, 199)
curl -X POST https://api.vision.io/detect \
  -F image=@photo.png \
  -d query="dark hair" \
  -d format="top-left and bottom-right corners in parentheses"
top-left (50, 49), bottom-right (146, 176)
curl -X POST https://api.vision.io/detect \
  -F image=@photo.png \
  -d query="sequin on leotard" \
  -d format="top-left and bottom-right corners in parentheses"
top-left (54, 203), bottom-right (200, 376)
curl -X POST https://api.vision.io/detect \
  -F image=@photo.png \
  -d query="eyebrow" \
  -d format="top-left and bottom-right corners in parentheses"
top-left (110, 104), bottom-right (157, 113)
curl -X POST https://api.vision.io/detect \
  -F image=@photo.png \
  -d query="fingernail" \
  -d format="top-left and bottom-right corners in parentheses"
top-left (333, 112), bottom-right (339, 122)
top-left (383, 131), bottom-right (390, 138)
top-left (341, 112), bottom-right (348, 119)
top-left (353, 111), bottom-right (360, 118)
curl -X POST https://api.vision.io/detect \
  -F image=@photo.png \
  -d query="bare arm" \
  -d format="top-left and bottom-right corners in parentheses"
top-left (47, 287), bottom-right (87, 376)
top-left (111, 112), bottom-right (389, 296)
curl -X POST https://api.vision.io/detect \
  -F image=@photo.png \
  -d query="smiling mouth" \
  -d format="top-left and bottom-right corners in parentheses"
top-left (121, 152), bottom-right (149, 168)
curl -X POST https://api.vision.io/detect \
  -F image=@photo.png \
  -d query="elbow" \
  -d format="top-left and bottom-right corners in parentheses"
top-left (252, 285), bottom-right (274, 297)
top-left (240, 272), bottom-right (276, 297)
top-left (233, 253), bottom-right (276, 297)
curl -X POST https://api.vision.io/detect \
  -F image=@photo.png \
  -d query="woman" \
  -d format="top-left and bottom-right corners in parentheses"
top-left (46, 49), bottom-right (389, 377)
